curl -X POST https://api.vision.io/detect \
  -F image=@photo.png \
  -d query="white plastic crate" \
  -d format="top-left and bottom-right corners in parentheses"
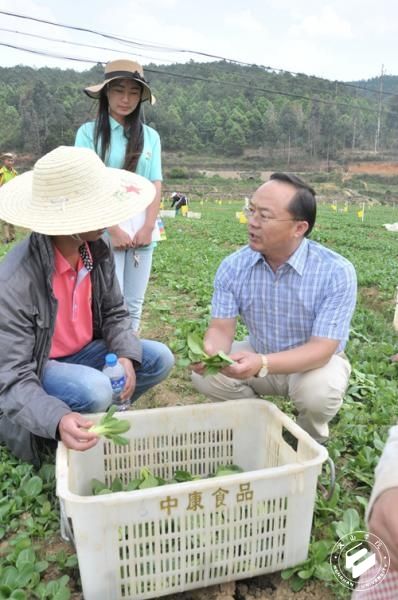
top-left (56, 400), bottom-right (327, 600)
top-left (159, 210), bottom-right (175, 218)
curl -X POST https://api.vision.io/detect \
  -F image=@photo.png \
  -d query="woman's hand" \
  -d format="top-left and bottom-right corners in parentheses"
top-left (108, 226), bottom-right (132, 250)
top-left (132, 224), bottom-right (153, 247)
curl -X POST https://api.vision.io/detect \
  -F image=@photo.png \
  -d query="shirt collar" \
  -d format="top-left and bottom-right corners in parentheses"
top-left (285, 238), bottom-right (309, 275)
top-left (247, 238), bottom-right (309, 276)
top-left (53, 245), bottom-right (81, 275)
top-left (109, 115), bottom-right (123, 130)
top-left (53, 243), bottom-right (93, 275)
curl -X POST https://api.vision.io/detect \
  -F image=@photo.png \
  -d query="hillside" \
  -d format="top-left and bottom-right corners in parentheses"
top-left (1, 61), bottom-right (398, 168)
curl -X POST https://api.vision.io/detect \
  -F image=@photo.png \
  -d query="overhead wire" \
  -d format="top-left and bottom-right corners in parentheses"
top-left (0, 8), bottom-right (395, 100)
top-left (2, 39), bottom-right (396, 120)
top-left (0, 27), bottom-right (172, 63)
top-left (1, 9), bottom-right (397, 126)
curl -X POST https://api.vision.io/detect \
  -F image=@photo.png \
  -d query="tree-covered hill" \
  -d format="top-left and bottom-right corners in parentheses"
top-left (1, 60), bottom-right (397, 165)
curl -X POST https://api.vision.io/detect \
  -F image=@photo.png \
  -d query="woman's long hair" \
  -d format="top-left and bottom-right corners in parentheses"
top-left (93, 82), bottom-right (144, 172)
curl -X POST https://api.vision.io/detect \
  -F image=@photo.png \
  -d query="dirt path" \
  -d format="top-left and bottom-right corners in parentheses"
top-left (165, 575), bottom-right (337, 599)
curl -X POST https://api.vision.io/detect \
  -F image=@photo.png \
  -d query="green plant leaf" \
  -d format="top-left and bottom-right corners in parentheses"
top-left (0, 585), bottom-right (12, 598)
top-left (21, 477), bottom-right (43, 498)
top-left (315, 562), bottom-right (334, 581)
top-left (335, 508), bottom-right (361, 538)
top-left (110, 477), bottom-right (123, 492)
top-left (10, 591), bottom-right (28, 600)
top-left (187, 332), bottom-right (207, 358)
top-left (297, 567), bottom-right (315, 579)
top-left (15, 549), bottom-right (35, 571)
top-left (1, 567), bottom-right (18, 588)
top-left (290, 574), bottom-right (307, 592)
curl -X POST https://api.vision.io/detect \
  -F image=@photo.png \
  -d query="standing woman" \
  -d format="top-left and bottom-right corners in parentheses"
top-left (75, 59), bottom-right (161, 333)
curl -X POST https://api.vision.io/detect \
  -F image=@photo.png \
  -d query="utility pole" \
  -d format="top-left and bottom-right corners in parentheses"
top-left (374, 64), bottom-right (384, 153)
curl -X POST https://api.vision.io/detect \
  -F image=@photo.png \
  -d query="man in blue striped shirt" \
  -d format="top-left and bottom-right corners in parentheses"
top-left (192, 173), bottom-right (357, 442)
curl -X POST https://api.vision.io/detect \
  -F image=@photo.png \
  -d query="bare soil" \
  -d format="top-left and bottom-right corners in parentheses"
top-left (347, 162), bottom-right (398, 175)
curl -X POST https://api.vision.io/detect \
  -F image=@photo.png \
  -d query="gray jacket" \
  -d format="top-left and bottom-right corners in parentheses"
top-left (0, 233), bottom-right (141, 465)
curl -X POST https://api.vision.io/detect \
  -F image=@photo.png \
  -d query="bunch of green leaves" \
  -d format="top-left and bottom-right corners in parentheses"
top-left (0, 453), bottom-right (57, 540)
top-left (186, 332), bottom-right (234, 375)
top-left (213, 464), bottom-right (243, 477)
top-left (281, 539), bottom-right (335, 592)
top-left (0, 534), bottom-right (72, 600)
top-left (91, 464), bottom-right (244, 496)
top-left (88, 405), bottom-right (130, 445)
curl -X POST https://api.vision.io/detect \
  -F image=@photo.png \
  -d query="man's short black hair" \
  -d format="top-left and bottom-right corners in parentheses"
top-left (270, 172), bottom-right (316, 236)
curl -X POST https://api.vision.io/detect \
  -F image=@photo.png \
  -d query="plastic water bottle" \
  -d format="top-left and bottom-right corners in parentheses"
top-left (103, 353), bottom-right (127, 411)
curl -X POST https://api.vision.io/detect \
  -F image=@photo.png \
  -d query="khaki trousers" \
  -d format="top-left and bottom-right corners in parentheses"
top-left (191, 339), bottom-right (351, 443)
top-left (0, 220), bottom-right (15, 243)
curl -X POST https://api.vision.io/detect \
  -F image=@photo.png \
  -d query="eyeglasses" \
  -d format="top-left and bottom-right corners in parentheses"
top-left (243, 206), bottom-right (298, 224)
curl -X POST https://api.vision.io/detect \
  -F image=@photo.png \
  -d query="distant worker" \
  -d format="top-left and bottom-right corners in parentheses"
top-left (170, 192), bottom-right (188, 215)
top-left (0, 152), bottom-right (18, 243)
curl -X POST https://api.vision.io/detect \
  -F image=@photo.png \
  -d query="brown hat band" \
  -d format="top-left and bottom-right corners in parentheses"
top-left (106, 70), bottom-right (147, 83)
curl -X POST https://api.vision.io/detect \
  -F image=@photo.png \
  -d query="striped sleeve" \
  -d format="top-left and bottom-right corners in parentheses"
top-left (311, 261), bottom-right (357, 342)
top-left (211, 258), bottom-right (240, 319)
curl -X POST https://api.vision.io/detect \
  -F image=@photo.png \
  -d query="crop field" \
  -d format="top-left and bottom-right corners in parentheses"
top-left (1, 193), bottom-right (398, 599)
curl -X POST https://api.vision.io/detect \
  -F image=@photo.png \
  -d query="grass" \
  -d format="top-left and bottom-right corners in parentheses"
top-left (1, 190), bottom-right (398, 598)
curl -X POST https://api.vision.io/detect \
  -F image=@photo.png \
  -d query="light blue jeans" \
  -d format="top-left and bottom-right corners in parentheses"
top-left (42, 339), bottom-right (174, 413)
top-left (113, 247), bottom-right (154, 332)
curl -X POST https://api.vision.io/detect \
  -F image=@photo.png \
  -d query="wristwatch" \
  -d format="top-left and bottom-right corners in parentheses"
top-left (256, 354), bottom-right (269, 378)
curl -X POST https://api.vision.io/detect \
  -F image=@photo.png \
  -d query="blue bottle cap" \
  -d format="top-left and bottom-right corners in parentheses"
top-left (105, 353), bottom-right (117, 367)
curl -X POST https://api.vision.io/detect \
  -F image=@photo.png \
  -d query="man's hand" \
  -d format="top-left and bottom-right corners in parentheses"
top-left (191, 361), bottom-right (206, 375)
top-left (118, 357), bottom-right (136, 401)
top-left (222, 351), bottom-right (262, 380)
top-left (132, 224), bottom-right (153, 247)
top-left (190, 339), bottom-right (225, 375)
top-left (109, 227), bottom-right (132, 250)
top-left (369, 487), bottom-right (398, 570)
top-left (58, 413), bottom-right (98, 451)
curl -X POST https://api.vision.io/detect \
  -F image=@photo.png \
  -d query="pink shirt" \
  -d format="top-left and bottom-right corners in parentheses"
top-left (49, 244), bottom-right (93, 359)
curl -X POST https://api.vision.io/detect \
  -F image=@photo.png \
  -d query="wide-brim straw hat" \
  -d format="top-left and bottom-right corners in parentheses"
top-left (84, 59), bottom-right (155, 105)
top-left (1, 152), bottom-right (15, 160)
top-left (0, 146), bottom-right (155, 235)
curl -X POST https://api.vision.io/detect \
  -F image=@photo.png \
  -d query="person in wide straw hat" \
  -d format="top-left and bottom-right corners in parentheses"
top-left (75, 58), bottom-right (162, 334)
top-left (0, 146), bottom-right (174, 465)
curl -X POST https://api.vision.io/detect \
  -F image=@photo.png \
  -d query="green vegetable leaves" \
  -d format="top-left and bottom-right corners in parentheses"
top-left (187, 332), bottom-right (234, 375)
top-left (88, 405), bottom-right (130, 445)
top-left (91, 464), bottom-right (244, 496)
top-left (213, 464), bottom-right (243, 477)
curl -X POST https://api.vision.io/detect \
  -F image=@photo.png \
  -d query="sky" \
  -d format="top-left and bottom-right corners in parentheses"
top-left (0, 0), bottom-right (396, 82)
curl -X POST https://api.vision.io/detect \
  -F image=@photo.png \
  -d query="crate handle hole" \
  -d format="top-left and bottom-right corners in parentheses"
top-left (281, 427), bottom-right (298, 452)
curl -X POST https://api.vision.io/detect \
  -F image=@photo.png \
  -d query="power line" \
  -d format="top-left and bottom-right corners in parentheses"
top-left (2, 40), bottom-right (397, 120)
top-left (0, 42), bottom-right (98, 64)
top-left (1, 8), bottom-right (396, 101)
top-left (0, 27), bottom-right (170, 64)
top-left (147, 67), bottom-right (398, 116)
top-left (5, 23), bottom-right (396, 102)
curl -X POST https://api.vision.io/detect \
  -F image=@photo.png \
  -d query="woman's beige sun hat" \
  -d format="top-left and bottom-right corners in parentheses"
top-left (0, 146), bottom-right (155, 235)
top-left (84, 59), bottom-right (155, 105)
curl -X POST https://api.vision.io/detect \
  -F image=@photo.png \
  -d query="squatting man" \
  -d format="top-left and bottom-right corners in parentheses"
top-left (192, 172), bottom-right (357, 443)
